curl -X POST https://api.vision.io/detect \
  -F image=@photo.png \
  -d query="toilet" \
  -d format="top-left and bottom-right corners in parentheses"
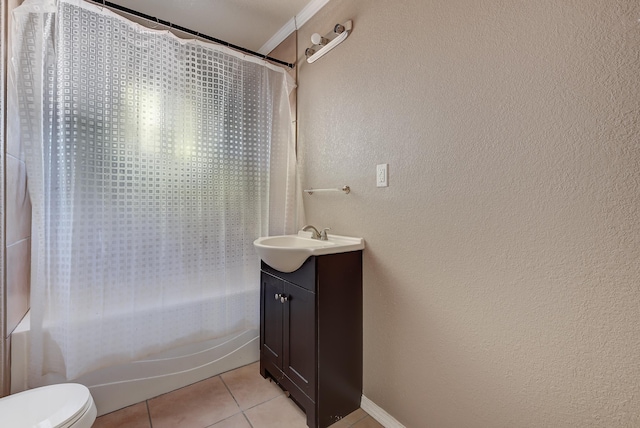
top-left (0, 383), bottom-right (97, 427)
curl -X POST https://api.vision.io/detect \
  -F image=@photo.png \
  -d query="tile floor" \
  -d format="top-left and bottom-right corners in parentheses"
top-left (92, 362), bottom-right (382, 428)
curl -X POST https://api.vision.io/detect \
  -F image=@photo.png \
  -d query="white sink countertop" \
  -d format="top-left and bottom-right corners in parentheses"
top-left (253, 231), bottom-right (364, 273)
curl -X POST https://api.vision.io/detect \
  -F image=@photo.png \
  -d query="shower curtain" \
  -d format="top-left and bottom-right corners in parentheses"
top-left (0, 0), bottom-right (6, 397)
top-left (10, 0), bottom-right (300, 384)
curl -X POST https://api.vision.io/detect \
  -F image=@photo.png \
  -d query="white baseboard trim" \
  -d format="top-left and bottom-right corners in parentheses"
top-left (361, 395), bottom-right (406, 428)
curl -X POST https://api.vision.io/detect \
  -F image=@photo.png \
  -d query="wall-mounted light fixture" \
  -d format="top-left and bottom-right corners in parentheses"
top-left (305, 20), bottom-right (352, 64)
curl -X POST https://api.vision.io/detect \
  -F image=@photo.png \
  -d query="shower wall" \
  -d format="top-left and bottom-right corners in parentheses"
top-left (0, 0), bottom-right (4, 395)
top-left (4, 0), bottom-right (31, 395)
top-left (5, 130), bottom-right (30, 339)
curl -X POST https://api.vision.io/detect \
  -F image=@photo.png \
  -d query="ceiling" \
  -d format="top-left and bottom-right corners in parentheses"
top-left (107, 0), bottom-right (319, 54)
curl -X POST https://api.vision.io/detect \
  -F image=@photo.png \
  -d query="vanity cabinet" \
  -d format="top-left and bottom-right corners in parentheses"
top-left (260, 251), bottom-right (362, 428)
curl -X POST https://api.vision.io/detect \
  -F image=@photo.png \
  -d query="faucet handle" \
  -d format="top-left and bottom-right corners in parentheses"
top-left (320, 228), bottom-right (331, 240)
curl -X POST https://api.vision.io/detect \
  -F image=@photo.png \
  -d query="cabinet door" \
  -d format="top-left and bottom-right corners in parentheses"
top-left (283, 282), bottom-right (316, 399)
top-left (261, 272), bottom-right (284, 370)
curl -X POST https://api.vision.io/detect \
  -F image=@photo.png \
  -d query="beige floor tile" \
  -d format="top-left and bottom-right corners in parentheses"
top-left (328, 408), bottom-right (369, 427)
top-left (351, 415), bottom-right (384, 428)
top-left (92, 402), bottom-right (151, 428)
top-left (208, 412), bottom-right (253, 428)
top-left (327, 418), bottom-right (351, 428)
top-left (244, 395), bottom-right (307, 428)
top-left (148, 376), bottom-right (240, 428)
top-left (221, 362), bottom-right (284, 410)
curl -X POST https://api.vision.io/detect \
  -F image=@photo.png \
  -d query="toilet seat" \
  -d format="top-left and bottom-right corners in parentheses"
top-left (0, 383), bottom-right (97, 428)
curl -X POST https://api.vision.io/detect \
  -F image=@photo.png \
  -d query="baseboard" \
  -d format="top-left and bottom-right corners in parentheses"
top-left (361, 395), bottom-right (406, 428)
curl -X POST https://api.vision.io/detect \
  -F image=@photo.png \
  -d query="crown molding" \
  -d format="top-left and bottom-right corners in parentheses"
top-left (258, 17), bottom-right (297, 55)
top-left (295, 0), bottom-right (331, 28)
top-left (258, 0), bottom-right (331, 55)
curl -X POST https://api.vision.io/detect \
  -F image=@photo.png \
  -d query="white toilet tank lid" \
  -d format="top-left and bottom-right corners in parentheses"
top-left (0, 383), bottom-right (93, 427)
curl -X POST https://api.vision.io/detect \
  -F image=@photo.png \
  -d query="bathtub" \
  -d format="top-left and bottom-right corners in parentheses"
top-left (11, 306), bottom-right (259, 416)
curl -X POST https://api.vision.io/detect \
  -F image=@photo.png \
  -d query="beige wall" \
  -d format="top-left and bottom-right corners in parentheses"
top-left (297, 1), bottom-right (640, 426)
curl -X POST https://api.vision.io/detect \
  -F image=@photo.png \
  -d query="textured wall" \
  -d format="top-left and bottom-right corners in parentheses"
top-left (297, 1), bottom-right (640, 426)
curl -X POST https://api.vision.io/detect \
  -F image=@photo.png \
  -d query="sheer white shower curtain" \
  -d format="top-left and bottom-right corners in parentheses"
top-left (11, 0), bottom-right (299, 384)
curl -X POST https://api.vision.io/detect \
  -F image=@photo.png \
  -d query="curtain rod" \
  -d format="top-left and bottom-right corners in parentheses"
top-left (86, 0), bottom-right (295, 69)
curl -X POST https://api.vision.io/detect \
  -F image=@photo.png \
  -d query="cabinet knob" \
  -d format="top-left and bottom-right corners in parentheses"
top-left (280, 295), bottom-right (289, 303)
top-left (274, 293), bottom-right (281, 301)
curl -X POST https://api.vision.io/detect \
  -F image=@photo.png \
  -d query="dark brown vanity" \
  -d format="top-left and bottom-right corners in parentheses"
top-left (259, 251), bottom-right (363, 428)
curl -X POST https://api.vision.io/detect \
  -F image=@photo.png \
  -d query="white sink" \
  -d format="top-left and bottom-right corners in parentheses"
top-left (254, 231), bottom-right (364, 273)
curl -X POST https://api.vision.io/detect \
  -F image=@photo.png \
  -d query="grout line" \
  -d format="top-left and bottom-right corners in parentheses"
top-left (146, 400), bottom-right (153, 428)
top-left (242, 411), bottom-right (255, 428)
top-left (349, 413), bottom-right (373, 428)
top-left (217, 373), bottom-right (256, 427)
top-left (239, 393), bottom-right (284, 412)
top-left (219, 365), bottom-right (285, 411)
top-left (351, 411), bottom-right (369, 425)
top-left (219, 374), bottom-right (242, 409)
top-left (204, 375), bottom-right (248, 428)
top-left (202, 412), bottom-right (256, 428)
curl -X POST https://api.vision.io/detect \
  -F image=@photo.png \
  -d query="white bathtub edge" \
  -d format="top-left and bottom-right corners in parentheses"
top-left (10, 310), bottom-right (261, 416)
top-left (91, 336), bottom-right (259, 416)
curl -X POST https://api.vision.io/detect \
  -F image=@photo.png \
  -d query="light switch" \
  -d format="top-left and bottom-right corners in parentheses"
top-left (376, 164), bottom-right (388, 187)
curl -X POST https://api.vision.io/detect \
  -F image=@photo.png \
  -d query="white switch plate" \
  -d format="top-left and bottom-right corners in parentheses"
top-left (376, 164), bottom-right (388, 187)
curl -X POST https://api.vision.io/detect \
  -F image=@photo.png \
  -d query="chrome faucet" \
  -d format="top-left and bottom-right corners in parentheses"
top-left (302, 225), bottom-right (321, 239)
top-left (302, 225), bottom-right (331, 241)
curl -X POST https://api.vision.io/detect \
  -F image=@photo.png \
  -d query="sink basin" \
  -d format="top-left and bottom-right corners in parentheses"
top-left (254, 231), bottom-right (364, 273)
